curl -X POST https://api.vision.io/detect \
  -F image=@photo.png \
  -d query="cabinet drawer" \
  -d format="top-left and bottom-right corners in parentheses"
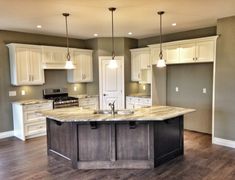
top-left (24, 103), bottom-right (52, 111)
top-left (24, 111), bottom-right (46, 123)
top-left (25, 122), bottom-right (46, 136)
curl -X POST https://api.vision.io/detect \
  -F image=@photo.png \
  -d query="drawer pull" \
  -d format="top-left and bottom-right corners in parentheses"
top-left (129, 121), bottom-right (137, 129)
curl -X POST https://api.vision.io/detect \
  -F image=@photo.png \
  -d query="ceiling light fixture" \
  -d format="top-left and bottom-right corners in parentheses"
top-left (94, 33), bottom-right (98, 37)
top-left (157, 11), bottom-right (166, 68)
top-left (37, 25), bottom-right (42, 29)
top-left (63, 13), bottom-right (75, 69)
top-left (128, 32), bottom-right (133, 35)
top-left (108, 7), bottom-right (118, 69)
top-left (172, 23), bottom-right (177, 26)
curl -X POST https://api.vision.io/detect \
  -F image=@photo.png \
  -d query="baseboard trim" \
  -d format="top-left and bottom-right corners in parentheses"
top-left (0, 131), bottom-right (14, 139)
top-left (213, 137), bottom-right (235, 149)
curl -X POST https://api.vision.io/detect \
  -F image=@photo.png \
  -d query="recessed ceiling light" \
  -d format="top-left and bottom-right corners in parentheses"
top-left (37, 25), bottom-right (42, 29)
top-left (172, 23), bottom-right (177, 26)
top-left (128, 32), bottom-right (133, 35)
top-left (94, 33), bottom-right (98, 37)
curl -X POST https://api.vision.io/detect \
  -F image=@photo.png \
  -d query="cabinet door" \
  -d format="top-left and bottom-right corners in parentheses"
top-left (140, 53), bottom-right (150, 69)
top-left (73, 52), bottom-right (83, 82)
top-left (29, 48), bottom-right (45, 84)
top-left (42, 47), bottom-right (66, 63)
top-left (180, 43), bottom-right (196, 63)
top-left (165, 45), bottom-right (180, 64)
top-left (131, 53), bottom-right (141, 81)
top-left (82, 54), bottom-right (93, 82)
top-left (196, 40), bottom-right (214, 62)
top-left (15, 47), bottom-right (30, 84)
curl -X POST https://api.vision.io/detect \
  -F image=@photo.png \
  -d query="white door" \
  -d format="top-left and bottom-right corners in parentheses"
top-left (99, 56), bottom-right (125, 110)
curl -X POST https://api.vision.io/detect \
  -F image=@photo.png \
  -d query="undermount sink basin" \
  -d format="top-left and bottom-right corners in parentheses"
top-left (94, 109), bottom-right (134, 115)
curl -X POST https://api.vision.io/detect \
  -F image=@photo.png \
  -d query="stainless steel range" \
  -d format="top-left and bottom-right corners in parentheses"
top-left (43, 88), bottom-right (78, 109)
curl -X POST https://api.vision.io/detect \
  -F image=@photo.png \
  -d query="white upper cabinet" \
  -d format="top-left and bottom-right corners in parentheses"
top-left (7, 43), bottom-right (45, 86)
top-left (179, 38), bottom-right (216, 63)
top-left (148, 45), bottom-right (166, 65)
top-left (130, 48), bottom-right (150, 82)
top-left (42, 46), bottom-right (67, 69)
top-left (67, 49), bottom-right (93, 83)
top-left (131, 52), bottom-right (141, 81)
top-left (148, 36), bottom-right (217, 65)
top-left (179, 43), bottom-right (196, 63)
top-left (165, 44), bottom-right (180, 64)
top-left (196, 40), bottom-right (215, 62)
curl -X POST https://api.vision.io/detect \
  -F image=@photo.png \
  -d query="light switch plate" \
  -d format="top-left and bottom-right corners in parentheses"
top-left (175, 87), bottom-right (179, 92)
top-left (9, 91), bottom-right (17, 96)
top-left (203, 88), bottom-right (207, 94)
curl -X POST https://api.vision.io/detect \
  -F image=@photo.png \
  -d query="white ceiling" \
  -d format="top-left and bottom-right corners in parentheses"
top-left (0, 0), bottom-right (235, 39)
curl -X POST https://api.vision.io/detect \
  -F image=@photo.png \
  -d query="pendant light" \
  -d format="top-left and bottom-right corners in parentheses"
top-left (63, 13), bottom-right (75, 69)
top-left (157, 11), bottom-right (166, 68)
top-left (108, 7), bottom-right (118, 69)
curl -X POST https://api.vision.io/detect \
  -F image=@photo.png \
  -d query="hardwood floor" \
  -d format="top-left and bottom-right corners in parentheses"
top-left (1, 131), bottom-right (235, 180)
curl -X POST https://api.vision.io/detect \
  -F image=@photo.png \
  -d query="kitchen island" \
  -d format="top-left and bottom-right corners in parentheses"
top-left (40, 106), bottom-right (194, 169)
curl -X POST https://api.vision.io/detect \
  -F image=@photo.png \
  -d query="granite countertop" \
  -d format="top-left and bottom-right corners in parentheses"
top-left (39, 106), bottom-right (195, 122)
top-left (127, 94), bottom-right (151, 98)
top-left (13, 99), bottom-right (53, 105)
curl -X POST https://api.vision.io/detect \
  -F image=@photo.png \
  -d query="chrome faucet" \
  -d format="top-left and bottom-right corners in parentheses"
top-left (109, 101), bottom-right (116, 115)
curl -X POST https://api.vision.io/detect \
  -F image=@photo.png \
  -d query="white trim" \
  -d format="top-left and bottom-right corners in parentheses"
top-left (0, 131), bottom-right (14, 139)
top-left (213, 137), bottom-right (235, 149)
top-left (98, 56), bottom-right (125, 109)
top-left (212, 35), bottom-right (219, 141)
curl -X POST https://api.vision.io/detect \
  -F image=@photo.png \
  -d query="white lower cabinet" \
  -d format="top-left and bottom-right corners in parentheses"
top-left (12, 101), bottom-right (53, 141)
top-left (79, 97), bottom-right (99, 110)
top-left (126, 96), bottom-right (152, 109)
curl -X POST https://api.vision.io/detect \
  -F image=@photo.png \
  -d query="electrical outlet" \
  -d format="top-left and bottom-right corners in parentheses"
top-left (175, 87), bottom-right (179, 92)
top-left (203, 88), bottom-right (207, 94)
top-left (9, 91), bottom-right (17, 97)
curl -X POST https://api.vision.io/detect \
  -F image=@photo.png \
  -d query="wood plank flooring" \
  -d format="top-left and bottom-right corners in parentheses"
top-left (1, 131), bottom-right (235, 180)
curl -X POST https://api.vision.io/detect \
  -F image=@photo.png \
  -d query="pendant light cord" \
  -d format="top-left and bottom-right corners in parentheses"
top-left (157, 11), bottom-right (164, 60)
top-left (63, 13), bottom-right (70, 61)
top-left (109, 8), bottom-right (116, 60)
top-left (112, 10), bottom-right (114, 59)
top-left (159, 13), bottom-right (162, 59)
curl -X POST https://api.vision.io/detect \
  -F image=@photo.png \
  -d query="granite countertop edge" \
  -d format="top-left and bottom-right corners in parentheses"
top-left (40, 106), bottom-right (195, 123)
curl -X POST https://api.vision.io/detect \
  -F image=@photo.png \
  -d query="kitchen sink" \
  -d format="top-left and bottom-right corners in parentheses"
top-left (94, 109), bottom-right (134, 115)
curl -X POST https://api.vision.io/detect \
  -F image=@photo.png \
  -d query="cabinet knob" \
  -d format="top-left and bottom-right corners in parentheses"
top-left (103, 94), bottom-right (107, 96)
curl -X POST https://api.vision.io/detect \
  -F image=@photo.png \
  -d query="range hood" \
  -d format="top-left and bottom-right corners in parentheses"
top-left (42, 62), bottom-right (68, 70)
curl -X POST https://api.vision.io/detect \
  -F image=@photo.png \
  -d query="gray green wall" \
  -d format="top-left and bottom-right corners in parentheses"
top-left (167, 64), bottom-right (213, 134)
top-left (138, 26), bottom-right (217, 47)
top-left (214, 16), bottom-right (235, 140)
top-left (0, 31), bottom-right (87, 133)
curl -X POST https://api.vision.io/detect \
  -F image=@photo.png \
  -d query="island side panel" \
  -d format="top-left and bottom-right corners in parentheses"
top-left (77, 123), bottom-right (111, 161)
top-left (46, 118), bottom-right (78, 168)
top-left (153, 115), bottom-right (184, 167)
top-left (116, 122), bottom-right (150, 160)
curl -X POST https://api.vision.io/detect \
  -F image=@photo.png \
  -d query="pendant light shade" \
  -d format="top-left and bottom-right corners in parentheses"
top-left (63, 13), bottom-right (75, 69)
top-left (157, 11), bottom-right (166, 68)
top-left (108, 7), bottom-right (118, 69)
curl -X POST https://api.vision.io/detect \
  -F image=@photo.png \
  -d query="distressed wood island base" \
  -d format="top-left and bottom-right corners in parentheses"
top-left (46, 116), bottom-right (184, 169)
